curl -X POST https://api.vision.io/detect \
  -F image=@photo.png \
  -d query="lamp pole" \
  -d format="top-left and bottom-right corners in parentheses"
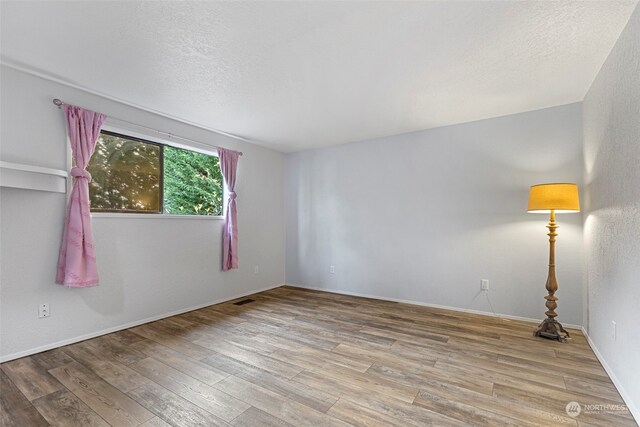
top-left (534, 209), bottom-right (570, 341)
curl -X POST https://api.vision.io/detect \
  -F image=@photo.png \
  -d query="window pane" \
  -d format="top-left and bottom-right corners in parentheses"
top-left (87, 132), bottom-right (161, 212)
top-left (163, 146), bottom-right (223, 216)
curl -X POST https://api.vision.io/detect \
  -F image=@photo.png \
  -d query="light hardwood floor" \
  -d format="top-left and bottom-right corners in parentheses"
top-left (1, 286), bottom-right (636, 427)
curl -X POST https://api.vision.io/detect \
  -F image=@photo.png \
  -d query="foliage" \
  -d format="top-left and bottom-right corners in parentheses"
top-left (88, 134), bottom-right (161, 212)
top-left (163, 146), bottom-right (223, 216)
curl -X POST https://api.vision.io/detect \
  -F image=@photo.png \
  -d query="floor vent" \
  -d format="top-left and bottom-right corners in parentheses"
top-left (233, 298), bottom-right (255, 306)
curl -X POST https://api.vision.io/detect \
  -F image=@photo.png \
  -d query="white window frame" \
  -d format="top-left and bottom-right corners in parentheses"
top-left (73, 123), bottom-right (225, 220)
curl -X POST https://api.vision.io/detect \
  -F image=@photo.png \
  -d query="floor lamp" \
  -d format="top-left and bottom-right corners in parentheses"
top-left (527, 183), bottom-right (580, 342)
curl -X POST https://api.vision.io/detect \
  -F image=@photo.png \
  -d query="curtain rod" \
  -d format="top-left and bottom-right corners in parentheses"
top-left (52, 98), bottom-right (243, 156)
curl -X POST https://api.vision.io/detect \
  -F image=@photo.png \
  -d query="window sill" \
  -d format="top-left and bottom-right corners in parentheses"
top-left (91, 213), bottom-right (224, 220)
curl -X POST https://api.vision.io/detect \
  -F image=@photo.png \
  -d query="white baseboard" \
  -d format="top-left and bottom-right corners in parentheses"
top-left (0, 283), bottom-right (283, 363)
top-left (284, 284), bottom-right (583, 329)
top-left (581, 327), bottom-right (639, 424)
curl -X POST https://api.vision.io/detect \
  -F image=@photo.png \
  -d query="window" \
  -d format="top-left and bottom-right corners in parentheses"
top-left (87, 130), bottom-right (223, 216)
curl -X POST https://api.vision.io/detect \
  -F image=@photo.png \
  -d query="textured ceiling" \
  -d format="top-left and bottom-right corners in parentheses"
top-left (1, 1), bottom-right (637, 152)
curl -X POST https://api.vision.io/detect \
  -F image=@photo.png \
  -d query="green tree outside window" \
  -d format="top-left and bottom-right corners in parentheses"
top-left (164, 146), bottom-right (223, 216)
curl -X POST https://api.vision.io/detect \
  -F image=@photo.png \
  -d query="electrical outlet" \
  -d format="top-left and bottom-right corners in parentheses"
top-left (481, 279), bottom-right (489, 291)
top-left (330, 265), bottom-right (335, 274)
top-left (612, 321), bottom-right (617, 341)
top-left (39, 303), bottom-right (50, 318)
top-left (254, 265), bottom-right (259, 274)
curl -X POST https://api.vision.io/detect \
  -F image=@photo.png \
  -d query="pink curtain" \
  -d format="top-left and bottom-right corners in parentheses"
top-left (56, 105), bottom-right (106, 287)
top-left (218, 148), bottom-right (240, 270)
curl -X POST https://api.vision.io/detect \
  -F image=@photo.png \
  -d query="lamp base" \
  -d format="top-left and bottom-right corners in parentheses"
top-left (534, 318), bottom-right (570, 342)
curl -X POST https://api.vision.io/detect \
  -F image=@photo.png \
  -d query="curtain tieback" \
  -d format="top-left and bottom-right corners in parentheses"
top-left (228, 191), bottom-right (237, 200)
top-left (70, 166), bottom-right (92, 182)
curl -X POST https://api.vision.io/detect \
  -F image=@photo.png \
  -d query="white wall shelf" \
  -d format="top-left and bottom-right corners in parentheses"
top-left (0, 161), bottom-right (68, 193)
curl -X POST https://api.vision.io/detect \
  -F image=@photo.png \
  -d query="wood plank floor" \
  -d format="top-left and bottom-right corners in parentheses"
top-left (1, 286), bottom-right (636, 427)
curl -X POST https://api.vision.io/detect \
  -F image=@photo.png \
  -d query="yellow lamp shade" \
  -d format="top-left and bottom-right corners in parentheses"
top-left (527, 183), bottom-right (580, 213)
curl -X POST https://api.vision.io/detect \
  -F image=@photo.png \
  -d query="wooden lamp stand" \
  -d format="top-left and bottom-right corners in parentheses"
top-left (533, 210), bottom-right (570, 342)
top-left (528, 183), bottom-right (580, 343)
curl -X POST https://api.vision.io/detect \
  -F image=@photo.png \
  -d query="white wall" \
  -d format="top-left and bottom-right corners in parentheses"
top-left (583, 4), bottom-right (640, 418)
top-left (0, 66), bottom-right (285, 360)
top-left (286, 103), bottom-right (584, 325)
